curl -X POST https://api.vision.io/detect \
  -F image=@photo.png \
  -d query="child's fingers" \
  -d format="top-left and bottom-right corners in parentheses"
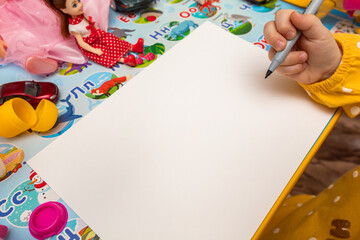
top-left (290, 11), bottom-right (327, 40)
top-left (274, 9), bottom-right (298, 40)
top-left (264, 21), bottom-right (287, 51)
top-left (268, 48), bottom-right (308, 66)
top-left (276, 63), bottom-right (307, 76)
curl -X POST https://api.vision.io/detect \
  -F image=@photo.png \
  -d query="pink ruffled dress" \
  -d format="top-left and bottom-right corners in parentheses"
top-left (0, 0), bottom-right (110, 68)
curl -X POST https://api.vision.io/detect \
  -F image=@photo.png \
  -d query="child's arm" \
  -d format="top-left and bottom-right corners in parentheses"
top-left (0, 35), bottom-right (7, 58)
top-left (264, 9), bottom-right (360, 118)
top-left (72, 32), bottom-right (103, 56)
top-left (299, 33), bottom-right (360, 118)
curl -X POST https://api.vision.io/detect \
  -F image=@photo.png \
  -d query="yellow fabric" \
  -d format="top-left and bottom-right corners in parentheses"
top-left (259, 166), bottom-right (360, 239)
top-left (299, 33), bottom-right (360, 118)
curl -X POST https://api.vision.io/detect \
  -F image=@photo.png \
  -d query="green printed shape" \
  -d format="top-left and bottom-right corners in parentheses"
top-left (134, 17), bottom-right (148, 24)
top-left (229, 22), bottom-right (252, 35)
top-left (145, 43), bottom-right (165, 55)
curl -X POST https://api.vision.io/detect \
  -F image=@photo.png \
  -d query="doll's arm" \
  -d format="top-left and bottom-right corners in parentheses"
top-left (0, 35), bottom-right (7, 58)
top-left (73, 32), bottom-right (103, 56)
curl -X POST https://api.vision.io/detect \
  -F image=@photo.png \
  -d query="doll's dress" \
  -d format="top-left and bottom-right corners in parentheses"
top-left (0, 0), bottom-right (110, 69)
top-left (0, 0), bottom-right (86, 68)
top-left (69, 15), bottom-right (132, 68)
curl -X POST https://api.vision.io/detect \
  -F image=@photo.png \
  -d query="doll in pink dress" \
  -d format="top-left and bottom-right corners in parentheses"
top-left (45, 0), bottom-right (145, 68)
top-left (0, 0), bottom-right (110, 74)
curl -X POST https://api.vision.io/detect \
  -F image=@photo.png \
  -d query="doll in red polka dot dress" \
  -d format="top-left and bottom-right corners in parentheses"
top-left (45, 0), bottom-right (144, 67)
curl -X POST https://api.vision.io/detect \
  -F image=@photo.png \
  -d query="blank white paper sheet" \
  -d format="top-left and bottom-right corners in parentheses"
top-left (28, 21), bottom-right (336, 240)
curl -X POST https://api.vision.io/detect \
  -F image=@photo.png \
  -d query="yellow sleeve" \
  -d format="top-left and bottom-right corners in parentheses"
top-left (299, 33), bottom-right (360, 118)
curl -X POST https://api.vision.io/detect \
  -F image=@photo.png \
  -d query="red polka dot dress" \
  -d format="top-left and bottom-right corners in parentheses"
top-left (69, 15), bottom-right (132, 68)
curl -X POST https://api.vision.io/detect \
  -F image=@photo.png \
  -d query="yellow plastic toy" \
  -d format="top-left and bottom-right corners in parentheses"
top-left (0, 98), bottom-right (58, 138)
top-left (283, 0), bottom-right (345, 19)
top-left (283, 0), bottom-right (360, 33)
top-left (0, 98), bottom-right (38, 138)
top-left (32, 99), bottom-right (58, 132)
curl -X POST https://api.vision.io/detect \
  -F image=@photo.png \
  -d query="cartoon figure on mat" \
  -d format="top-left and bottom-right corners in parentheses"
top-left (108, 27), bottom-right (135, 39)
top-left (0, 145), bottom-right (24, 182)
top-left (61, 62), bottom-right (92, 75)
top-left (170, 20), bottom-right (198, 40)
top-left (198, 0), bottom-right (221, 13)
top-left (90, 75), bottom-right (130, 96)
top-left (45, 0), bottom-right (148, 67)
top-left (28, 170), bottom-right (60, 204)
top-left (140, 9), bottom-right (163, 22)
top-left (79, 226), bottom-right (101, 240)
top-left (54, 95), bottom-right (82, 128)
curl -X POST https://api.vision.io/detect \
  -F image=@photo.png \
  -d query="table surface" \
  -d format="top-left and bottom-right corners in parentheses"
top-left (0, 1), bottom-right (357, 239)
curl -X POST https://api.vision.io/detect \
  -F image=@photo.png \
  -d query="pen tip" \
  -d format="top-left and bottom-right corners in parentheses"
top-left (265, 70), bottom-right (272, 79)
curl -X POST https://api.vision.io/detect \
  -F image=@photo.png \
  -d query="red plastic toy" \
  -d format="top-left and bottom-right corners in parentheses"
top-left (0, 80), bottom-right (59, 108)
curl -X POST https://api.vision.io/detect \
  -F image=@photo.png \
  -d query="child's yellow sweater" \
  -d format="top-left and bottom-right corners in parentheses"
top-left (259, 166), bottom-right (360, 239)
top-left (259, 33), bottom-right (360, 239)
top-left (300, 33), bottom-right (360, 118)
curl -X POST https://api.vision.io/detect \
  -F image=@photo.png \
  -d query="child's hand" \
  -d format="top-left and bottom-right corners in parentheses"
top-left (264, 10), bottom-right (342, 84)
top-left (0, 36), bottom-right (7, 59)
top-left (94, 48), bottom-right (103, 56)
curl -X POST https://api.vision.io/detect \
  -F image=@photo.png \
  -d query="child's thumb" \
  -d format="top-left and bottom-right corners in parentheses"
top-left (290, 11), bottom-right (325, 40)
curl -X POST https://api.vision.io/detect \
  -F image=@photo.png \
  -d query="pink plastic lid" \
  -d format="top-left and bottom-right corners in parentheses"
top-left (29, 202), bottom-right (68, 240)
top-left (0, 225), bottom-right (7, 238)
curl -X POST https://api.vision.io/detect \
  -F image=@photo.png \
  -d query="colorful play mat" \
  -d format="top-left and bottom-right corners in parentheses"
top-left (0, 0), bottom-right (358, 239)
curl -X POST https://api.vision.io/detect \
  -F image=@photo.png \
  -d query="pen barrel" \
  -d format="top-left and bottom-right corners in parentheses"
top-left (304, 0), bottom-right (325, 15)
top-left (268, 31), bottom-right (301, 72)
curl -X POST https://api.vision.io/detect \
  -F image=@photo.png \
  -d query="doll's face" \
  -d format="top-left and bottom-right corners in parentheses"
top-left (61, 0), bottom-right (83, 16)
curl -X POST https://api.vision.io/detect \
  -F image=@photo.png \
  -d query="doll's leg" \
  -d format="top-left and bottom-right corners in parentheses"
top-left (131, 38), bottom-right (144, 53)
top-left (25, 56), bottom-right (58, 75)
